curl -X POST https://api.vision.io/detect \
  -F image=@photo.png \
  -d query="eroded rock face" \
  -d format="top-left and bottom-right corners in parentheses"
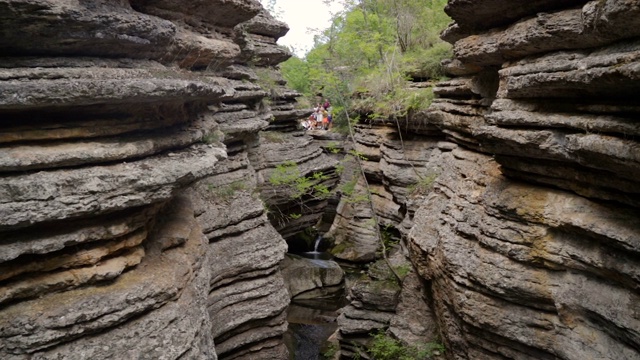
top-left (0, 195), bottom-right (215, 359)
top-left (328, 0), bottom-right (640, 358)
top-left (0, 0), bottom-right (304, 359)
top-left (411, 1), bottom-right (640, 355)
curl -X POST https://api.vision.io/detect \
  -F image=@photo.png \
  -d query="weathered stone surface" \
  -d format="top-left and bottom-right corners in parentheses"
top-left (0, 196), bottom-right (215, 359)
top-left (407, 147), bottom-right (640, 359)
top-left (488, 99), bottom-right (640, 136)
top-left (445, 0), bottom-right (587, 31)
top-left (240, 9), bottom-right (289, 39)
top-left (337, 305), bottom-right (393, 335)
top-left (453, 0), bottom-right (640, 66)
top-left (0, 144), bottom-right (226, 230)
top-left (351, 279), bottom-right (401, 312)
top-left (187, 154), bottom-right (291, 359)
top-left (281, 254), bottom-right (344, 300)
top-left (389, 270), bottom-right (438, 346)
top-left (497, 39), bottom-right (640, 99)
top-left (328, 186), bottom-right (380, 262)
top-left (0, 206), bottom-right (155, 263)
top-left (0, 66), bottom-right (233, 110)
top-left (0, 112), bottom-right (220, 172)
top-left (0, 229), bottom-right (146, 283)
top-left (131, 0), bottom-right (262, 28)
top-left (328, 1), bottom-right (640, 359)
top-left (210, 272), bottom-right (289, 357)
top-left (0, 1), bottom-right (299, 359)
top-left (239, 33), bottom-right (292, 66)
top-left (0, 0), bottom-right (176, 58)
top-left (257, 131), bottom-right (340, 240)
top-left (441, 58), bottom-right (484, 76)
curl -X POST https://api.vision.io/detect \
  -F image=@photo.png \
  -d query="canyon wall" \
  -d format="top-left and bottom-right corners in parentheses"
top-left (0, 1), bottom-right (336, 358)
top-left (330, 0), bottom-right (640, 359)
top-left (2, 0), bottom-right (639, 359)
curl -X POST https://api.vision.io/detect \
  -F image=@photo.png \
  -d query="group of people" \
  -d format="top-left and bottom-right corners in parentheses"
top-left (301, 99), bottom-right (332, 131)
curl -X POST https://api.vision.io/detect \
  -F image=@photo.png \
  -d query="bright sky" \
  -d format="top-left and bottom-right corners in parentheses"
top-left (261, 0), bottom-right (346, 57)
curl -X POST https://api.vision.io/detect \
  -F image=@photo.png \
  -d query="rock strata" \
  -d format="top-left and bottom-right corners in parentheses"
top-left (328, 0), bottom-right (640, 359)
top-left (0, 0), bottom-right (306, 359)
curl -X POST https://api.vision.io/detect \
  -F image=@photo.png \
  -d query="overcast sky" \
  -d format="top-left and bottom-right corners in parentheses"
top-left (261, 0), bottom-right (346, 57)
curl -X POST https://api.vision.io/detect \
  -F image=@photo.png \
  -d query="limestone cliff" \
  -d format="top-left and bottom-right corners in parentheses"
top-left (329, 0), bottom-right (640, 359)
top-left (0, 1), bottom-right (333, 359)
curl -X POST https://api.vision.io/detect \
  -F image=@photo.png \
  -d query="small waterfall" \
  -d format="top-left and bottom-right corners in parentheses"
top-left (312, 235), bottom-right (322, 253)
top-left (300, 235), bottom-right (331, 259)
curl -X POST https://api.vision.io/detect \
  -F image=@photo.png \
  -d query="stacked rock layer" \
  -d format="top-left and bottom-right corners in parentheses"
top-left (0, 1), bottom-right (334, 359)
top-left (423, 1), bottom-right (640, 358)
top-left (329, 0), bottom-right (640, 359)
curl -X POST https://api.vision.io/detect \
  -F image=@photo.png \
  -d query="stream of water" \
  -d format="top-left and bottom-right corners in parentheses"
top-left (285, 299), bottom-right (343, 360)
top-left (284, 246), bottom-right (345, 359)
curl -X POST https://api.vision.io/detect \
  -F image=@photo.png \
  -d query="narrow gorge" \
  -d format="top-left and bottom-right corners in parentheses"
top-left (0, 1), bottom-right (639, 360)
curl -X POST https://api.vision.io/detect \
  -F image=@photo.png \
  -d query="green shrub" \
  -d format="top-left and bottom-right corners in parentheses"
top-left (321, 343), bottom-right (338, 359)
top-left (369, 330), bottom-right (445, 360)
top-left (326, 141), bottom-right (341, 154)
top-left (262, 131), bottom-right (286, 143)
top-left (202, 130), bottom-right (223, 144)
top-left (269, 161), bottom-right (331, 200)
top-left (408, 173), bottom-right (438, 195)
top-left (208, 181), bottom-right (247, 199)
top-left (403, 42), bottom-right (452, 80)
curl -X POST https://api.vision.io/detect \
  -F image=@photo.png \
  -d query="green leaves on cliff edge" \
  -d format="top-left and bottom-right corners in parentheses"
top-left (269, 161), bottom-right (331, 200)
top-left (279, 0), bottom-right (452, 124)
top-left (369, 330), bottom-right (446, 360)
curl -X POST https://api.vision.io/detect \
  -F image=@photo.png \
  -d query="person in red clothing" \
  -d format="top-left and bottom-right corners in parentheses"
top-left (323, 99), bottom-right (330, 111)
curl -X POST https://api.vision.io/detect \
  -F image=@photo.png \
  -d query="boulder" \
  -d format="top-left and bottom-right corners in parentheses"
top-left (281, 254), bottom-right (345, 300)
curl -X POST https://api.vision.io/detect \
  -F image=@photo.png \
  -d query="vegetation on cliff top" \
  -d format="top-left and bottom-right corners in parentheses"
top-left (280, 0), bottom-right (451, 127)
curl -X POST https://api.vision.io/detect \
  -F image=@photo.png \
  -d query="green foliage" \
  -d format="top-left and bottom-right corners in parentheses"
top-left (403, 87), bottom-right (435, 112)
top-left (325, 141), bottom-right (342, 154)
top-left (368, 330), bottom-right (445, 360)
top-left (380, 224), bottom-right (398, 248)
top-left (394, 264), bottom-right (411, 278)
top-left (348, 149), bottom-right (368, 161)
top-left (208, 181), bottom-right (247, 199)
top-left (280, 55), bottom-right (310, 95)
top-left (262, 131), bottom-right (286, 143)
top-left (201, 130), bottom-right (222, 144)
top-left (340, 177), bottom-right (358, 197)
top-left (321, 343), bottom-right (338, 359)
top-left (408, 173), bottom-right (438, 195)
top-left (278, 0), bottom-right (452, 123)
top-left (404, 42), bottom-right (453, 80)
top-left (268, 161), bottom-right (331, 200)
top-left (289, 213), bottom-right (302, 220)
top-left (269, 161), bottom-right (300, 185)
top-left (339, 173), bottom-right (372, 204)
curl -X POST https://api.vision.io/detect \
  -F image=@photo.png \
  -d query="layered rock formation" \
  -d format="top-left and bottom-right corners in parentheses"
top-left (328, 0), bottom-right (640, 359)
top-left (0, 1), bottom-right (329, 359)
